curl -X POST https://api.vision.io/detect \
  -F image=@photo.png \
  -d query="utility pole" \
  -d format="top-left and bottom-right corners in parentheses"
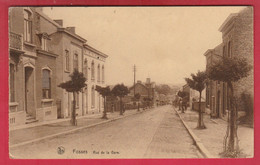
top-left (133, 65), bottom-right (136, 96)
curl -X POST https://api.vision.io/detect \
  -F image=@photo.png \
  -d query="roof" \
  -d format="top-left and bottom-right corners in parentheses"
top-left (219, 13), bottom-right (239, 32)
top-left (36, 9), bottom-right (87, 43)
top-left (204, 43), bottom-right (223, 57)
top-left (129, 82), bottom-right (148, 91)
top-left (36, 10), bottom-right (62, 28)
top-left (84, 44), bottom-right (108, 58)
top-left (57, 28), bottom-right (87, 43)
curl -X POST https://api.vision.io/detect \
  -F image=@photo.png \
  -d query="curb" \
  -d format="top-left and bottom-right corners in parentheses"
top-left (10, 109), bottom-right (150, 149)
top-left (174, 108), bottom-right (216, 158)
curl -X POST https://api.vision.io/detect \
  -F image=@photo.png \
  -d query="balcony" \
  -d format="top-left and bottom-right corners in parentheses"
top-left (9, 32), bottom-right (24, 53)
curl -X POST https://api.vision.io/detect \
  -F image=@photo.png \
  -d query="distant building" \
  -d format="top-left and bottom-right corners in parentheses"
top-left (128, 78), bottom-right (156, 105)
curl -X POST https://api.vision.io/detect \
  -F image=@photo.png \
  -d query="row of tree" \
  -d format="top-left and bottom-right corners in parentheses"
top-left (58, 70), bottom-right (130, 125)
top-left (185, 56), bottom-right (252, 157)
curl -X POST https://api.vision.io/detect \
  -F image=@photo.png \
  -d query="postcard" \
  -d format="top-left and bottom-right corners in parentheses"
top-left (8, 6), bottom-right (254, 159)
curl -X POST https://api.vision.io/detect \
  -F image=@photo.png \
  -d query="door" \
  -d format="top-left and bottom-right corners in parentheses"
top-left (24, 66), bottom-right (34, 116)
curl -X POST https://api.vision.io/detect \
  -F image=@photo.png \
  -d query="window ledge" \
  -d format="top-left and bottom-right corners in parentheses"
top-left (24, 42), bottom-right (36, 47)
top-left (9, 102), bottom-right (19, 106)
top-left (64, 70), bottom-right (70, 73)
top-left (41, 99), bottom-right (53, 103)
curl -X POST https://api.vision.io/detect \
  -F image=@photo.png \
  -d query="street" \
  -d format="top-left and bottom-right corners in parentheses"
top-left (10, 105), bottom-right (201, 159)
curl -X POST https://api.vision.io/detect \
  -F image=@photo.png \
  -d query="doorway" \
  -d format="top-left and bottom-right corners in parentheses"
top-left (24, 66), bottom-right (35, 116)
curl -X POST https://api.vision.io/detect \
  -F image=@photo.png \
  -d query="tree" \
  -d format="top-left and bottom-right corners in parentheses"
top-left (58, 69), bottom-right (87, 126)
top-left (111, 84), bottom-right (129, 115)
top-left (95, 85), bottom-right (111, 119)
top-left (134, 93), bottom-right (141, 111)
top-left (185, 71), bottom-right (207, 129)
top-left (207, 57), bottom-right (252, 157)
top-left (155, 84), bottom-right (173, 95)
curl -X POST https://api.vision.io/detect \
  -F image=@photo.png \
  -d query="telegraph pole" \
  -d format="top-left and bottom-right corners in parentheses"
top-left (133, 65), bottom-right (136, 96)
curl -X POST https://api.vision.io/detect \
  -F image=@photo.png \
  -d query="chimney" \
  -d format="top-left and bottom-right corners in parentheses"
top-left (66, 27), bottom-right (76, 34)
top-left (146, 78), bottom-right (151, 84)
top-left (54, 19), bottom-right (63, 27)
top-left (137, 80), bottom-right (142, 84)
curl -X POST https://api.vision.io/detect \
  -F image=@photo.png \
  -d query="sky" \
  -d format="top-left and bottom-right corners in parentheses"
top-left (43, 6), bottom-right (245, 86)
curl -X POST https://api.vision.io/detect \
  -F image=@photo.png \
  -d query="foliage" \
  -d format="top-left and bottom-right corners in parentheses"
top-left (58, 69), bottom-right (87, 93)
top-left (185, 70), bottom-right (207, 129)
top-left (155, 84), bottom-right (173, 95)
top-left (95, 85), bottom-right (111, 119)
top-left (177, 91), bottom-right (189, 98)
top-left (207, 57), bottom-right (252, 83)
top-left (111, 84), bottom-right (129, 98)
top-left (58, 69), bottom-right (87, 126)
top-left (207, 56), bottom-right (252, 156)
top-left (111, 84), bottom-right (129, 115)
top-left (95, 85), bottom-right (111, 98)
top-left (185, 71), bottom-right (207, 92)
top-left (134, 93), bottom-right (141, 100)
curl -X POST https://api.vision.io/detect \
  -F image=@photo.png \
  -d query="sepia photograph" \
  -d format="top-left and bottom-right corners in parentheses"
top-left (8, 6), bottom-right (254, 159)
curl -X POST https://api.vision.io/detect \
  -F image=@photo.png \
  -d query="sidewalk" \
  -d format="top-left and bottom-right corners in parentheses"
top-left (175, 107), bottom-right (254, 158)
top-left (9, 109), bottom-right (146, 148)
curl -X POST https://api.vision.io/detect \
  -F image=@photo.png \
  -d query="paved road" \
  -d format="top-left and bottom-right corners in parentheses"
top-left (10, 105), bottom-right (201, 159)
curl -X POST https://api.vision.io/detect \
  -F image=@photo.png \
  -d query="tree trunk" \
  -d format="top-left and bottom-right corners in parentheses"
top-left (102, 96), bottom-right (108, 119)
top-left (181, 98), bottom-right (185, 113)
top-left (120, 97), bottom-right (123, 115)
top-left (226, 81), bottom-right (239, 153)
top-left (137, 101), bottom-right (140, 111)
top-left (71, 92), bottom-right (77, 126)
top-left (197, 91), bottom-right (206, 129)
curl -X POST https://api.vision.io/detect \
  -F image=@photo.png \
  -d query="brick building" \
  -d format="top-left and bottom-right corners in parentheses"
top-left (205, 7), bottom-right (253, 118)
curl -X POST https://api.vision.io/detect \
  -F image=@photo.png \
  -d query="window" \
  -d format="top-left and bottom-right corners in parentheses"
top-left (91, 86), bottom-right (95, 107)
top-left (228, 41), bottom-right (232, 58)
top-left (223, 46), bottom-right (226, 57)
top-left (41, 37), bottom-right (47, 51)
top-left (73, 53), bottom-right (78, 70)
top-left (97, 64), bottom-right (100, 82)
top-left (91, 61), bottom-right (95, 80)
top-left (9, 64), bottom-right (15, 102)
top-left (42, 69), bottom-right (51, 99)
top-left (102, 65), bottom-right (104, 83)
top-left (23, 10), bottom-right (32, 43)
top-left (84, 59), bottom-right (88, 79)
top-left (65, 50), bottom-right (69, 71)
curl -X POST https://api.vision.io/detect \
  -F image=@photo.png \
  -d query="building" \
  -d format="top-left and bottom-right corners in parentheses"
top-left (82, 44), bottom-right (108, 114)
top-left (205, 7), bottom-right (253, 118)
top-left (9, 7), bottom-right (108, 127)
top-left (204, 43), bottom-right (225, 118)
top-left (128, 78), bottom-right (156, 105)
top-left (9, 7), bottom-right (58, 126)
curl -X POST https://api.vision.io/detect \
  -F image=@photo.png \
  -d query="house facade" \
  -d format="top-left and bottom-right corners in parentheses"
top-left (9, 7), bottom-right (58, 126)
top-left (205, 7), bottom-right (253, 118)
top-left (128, 78), bottom-right (156, 105)
top-left (204, 44), bottom-right (225, 118)
top-left (9, 7), bottom-right (108, 127)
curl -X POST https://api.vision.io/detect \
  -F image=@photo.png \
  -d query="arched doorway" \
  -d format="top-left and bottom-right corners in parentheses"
top-left (24, 66), bottom-right (35, 117)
